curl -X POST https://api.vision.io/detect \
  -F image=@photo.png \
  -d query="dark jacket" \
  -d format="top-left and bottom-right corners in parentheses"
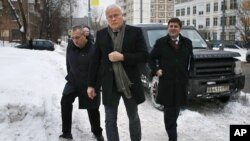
top-left (88, 25), bottom-right (149, 106)
top-left (149, 34), bottom-right (194, 107)
top-left (64, 40), bottom-right (100, 109)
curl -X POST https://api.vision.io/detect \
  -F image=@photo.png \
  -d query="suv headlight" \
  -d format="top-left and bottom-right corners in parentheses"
top-left (234, 61), bottom-right (242, 74)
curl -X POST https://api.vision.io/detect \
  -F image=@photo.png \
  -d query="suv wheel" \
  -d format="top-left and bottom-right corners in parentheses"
top-left (247, 54), bottom-right (250, 63)
top-left (150, 76), bottom-right (164, 110)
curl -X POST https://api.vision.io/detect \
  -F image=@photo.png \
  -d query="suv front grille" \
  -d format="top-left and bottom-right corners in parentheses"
top-left (194, 59), bottom-right (235, 77)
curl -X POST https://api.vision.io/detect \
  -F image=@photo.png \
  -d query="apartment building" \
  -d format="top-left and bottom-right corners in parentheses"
top-left (0, 0), bottom-right (42, 42)
top-left (175, 0), bottom-right (239, 41)
top-left (116, 0), bottom-right (175, 24)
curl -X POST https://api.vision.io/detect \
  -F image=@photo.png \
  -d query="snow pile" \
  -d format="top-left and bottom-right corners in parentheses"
top-left (0, 46), bottom-right (249, 141)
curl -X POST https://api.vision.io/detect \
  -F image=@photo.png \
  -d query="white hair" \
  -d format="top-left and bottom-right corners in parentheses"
top-left (105, 4), bottom-right (124, 14)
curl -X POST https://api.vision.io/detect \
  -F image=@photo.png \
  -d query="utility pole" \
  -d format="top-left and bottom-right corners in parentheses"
top-left (140, 0), bottom-right (143, 23)
top-left (70, 0), bottom-right (73, 28)
top-left (220, 0), bottom-right (226, 50)
top-left (88, 0), bottom-right (91, 27)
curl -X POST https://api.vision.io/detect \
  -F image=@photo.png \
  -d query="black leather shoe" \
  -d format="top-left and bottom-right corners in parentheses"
top-left (95, 135), bottom-right (104, 141)
top-left (59, 132), bottom-right (73, 139)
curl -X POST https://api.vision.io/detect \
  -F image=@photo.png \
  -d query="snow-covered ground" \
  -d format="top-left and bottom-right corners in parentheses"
top-left (0, 42), bottom-right (250, 141)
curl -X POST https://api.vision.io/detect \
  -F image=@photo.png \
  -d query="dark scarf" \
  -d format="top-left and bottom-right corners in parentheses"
top-left (108, 24), bottom-right (132, 99)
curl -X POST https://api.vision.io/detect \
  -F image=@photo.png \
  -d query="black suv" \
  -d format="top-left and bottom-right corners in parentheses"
top-left (136, 24), bottom-right (245, 109)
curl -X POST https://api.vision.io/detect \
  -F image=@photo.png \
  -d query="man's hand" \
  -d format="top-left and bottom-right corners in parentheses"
top-left (156, 69), bottom-right (163, 77)
top-left (108, 51), bottom-right (124, 62)
top-left (87, 87), bottom-right (96, 100)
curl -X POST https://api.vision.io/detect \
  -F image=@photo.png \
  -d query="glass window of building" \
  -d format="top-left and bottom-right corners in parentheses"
top-left (221, 1), bottom-right (227, 11)
top-left (187, 7), bottom-right (190, 15)
top-left (193, 6), bottom-right (196, 14)
top-left (206, 18), bottom-right (210, 26)
top-left (220, 17), bottom-right (227, 26)
top-left (230, 0), bottom-right (237, 9)
top-left (213, 32), bottom-right (217, 40)
top-left (229, 32), bottom-right (235, 40)
top-left (214, 2), bottom-right (218, 12)
top-left (176, 9), bottom-right (180, 16)
top-left (181, 8), bottom-right (185, 16)
top-left (229, 16), bottom-right (236, 25)
top-left (187, 20), bottom-right (190, 26)
top-left (206, 4), bottom-right (210, 13)
top-left (213, 17), bottom-right (218, 26)
top-left (12, 29), bottom-right (21, 40)
top-left (193, 19), bottom-right (196, 27)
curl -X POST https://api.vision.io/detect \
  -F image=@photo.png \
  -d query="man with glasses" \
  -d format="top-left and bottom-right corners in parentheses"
top-left (59, 25), bottom-right (104, 141)
top-left (87, 4), bottom-right (148, 141)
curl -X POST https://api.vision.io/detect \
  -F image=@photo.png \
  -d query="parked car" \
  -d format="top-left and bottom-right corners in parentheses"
top-left (16, 39), bottom-right (55, 51)
top-left (136, 24), bottom-right (245, 110)
top-left (246, 49), bottom-right (250, 63)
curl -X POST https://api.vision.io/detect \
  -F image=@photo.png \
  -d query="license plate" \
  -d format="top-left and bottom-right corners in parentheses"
top-left (206, 85), bottom-right (230, 93)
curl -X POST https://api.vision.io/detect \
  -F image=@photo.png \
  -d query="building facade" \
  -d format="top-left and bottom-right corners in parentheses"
top-left (175, 0), bottom-right (239, 41)
top-left (116, 0), bottom-right (175, 24)
top-left (0, 0), bottom-right (43, 42)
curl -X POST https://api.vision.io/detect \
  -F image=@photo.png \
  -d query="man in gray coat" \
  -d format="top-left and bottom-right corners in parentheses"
top-left (87, 4), bottom-right (148, 141)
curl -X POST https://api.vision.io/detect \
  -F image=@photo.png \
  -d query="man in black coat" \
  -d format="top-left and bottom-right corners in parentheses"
top-left (149, 18), bottom-right (194, 141)
top-left (59, 25), bottom-right (104, 141)
top-left (87, 4), bottom-right (148, 141)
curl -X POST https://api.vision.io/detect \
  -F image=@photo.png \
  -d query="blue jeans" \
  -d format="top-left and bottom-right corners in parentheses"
top-left (104, 92), bottom-right (141, 141)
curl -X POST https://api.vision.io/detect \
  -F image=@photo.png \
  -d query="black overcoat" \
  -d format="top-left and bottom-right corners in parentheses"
top-left (64, 40), bottom-right (100, 109)
top-left (149, 34), bottom-right (194, 107)
top-left (88, 25), bottom-right (149, 106)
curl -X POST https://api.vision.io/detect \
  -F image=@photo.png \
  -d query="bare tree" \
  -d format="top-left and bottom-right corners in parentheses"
top-left (90, 7), bottom-right (104, 34)
top-left (7, 0), bottom-right (27, 43)
top-left (236, 0), bottom-right (250, 49)
top-left (39, 0), bottom-right (78, 41)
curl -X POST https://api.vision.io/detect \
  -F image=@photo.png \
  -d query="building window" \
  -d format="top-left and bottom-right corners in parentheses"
top-left (229, 32), bottom-right (235, 40)
top-left (229, 16), bottom-right (236, 25)
top-left (167, 5), bottom-right (173, 10)
top-left (230, 0), bottom-right (237, 9)
top-left (151, 12), bottom-right (156, 18)
top-left (181, 8), bottom-right (185, 16)
top-left (193, 19), bottom-right (196, 27)
top-left (187, 7), bottom-right (190, 15)
top-left (181, 21), bottom-right (185, 25)
top-left (213, 32), bottom-right (217, 40)
top-left (213, 17), bottom-right (218, 26)
top-left (214, 2), bottom-right (218, 12)
top-left (159, 5), bottom-right (165, 10)
top-left (206, 4), bottom-right (210, 13)
top-left (176, 9), bottom-right (180, 16)
top-left (12, 29), bottom-right (21, 40)
top-left (221, 1), bottom-right (227, 11)
top-left (198, 11), bottom-right (204, 15)
top-left (151, 5), bottom-right (155, 9)
top-left (221, 17), bottom-right (227, 26)
top-left (198, 25), bottom-right (203, 29)
top-left (193, 6), bottom-right (196, 14)
top-left (159, 12), bottom-right (165, 18)
top-left (220, 32), bottom-right (224, 40)
top-left (187, 20), bottom-right (190, 26)
top-left (206, 18), bottom-right (210, 26)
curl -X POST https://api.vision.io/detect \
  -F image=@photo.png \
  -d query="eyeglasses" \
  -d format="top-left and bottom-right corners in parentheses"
top-left (71, 36), bottom-right (82, 40)
top-left (107, 14), bottom-right (122, 20)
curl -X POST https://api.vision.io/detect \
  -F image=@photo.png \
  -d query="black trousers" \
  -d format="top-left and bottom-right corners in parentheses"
top-left (60, 92), bottom-right (103, 137)
top-left (164, 107), bottom-right (180, 141)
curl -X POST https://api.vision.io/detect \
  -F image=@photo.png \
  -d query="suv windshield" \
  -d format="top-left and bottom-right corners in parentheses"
top-left (147, 29), bottom-right (208, 48)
